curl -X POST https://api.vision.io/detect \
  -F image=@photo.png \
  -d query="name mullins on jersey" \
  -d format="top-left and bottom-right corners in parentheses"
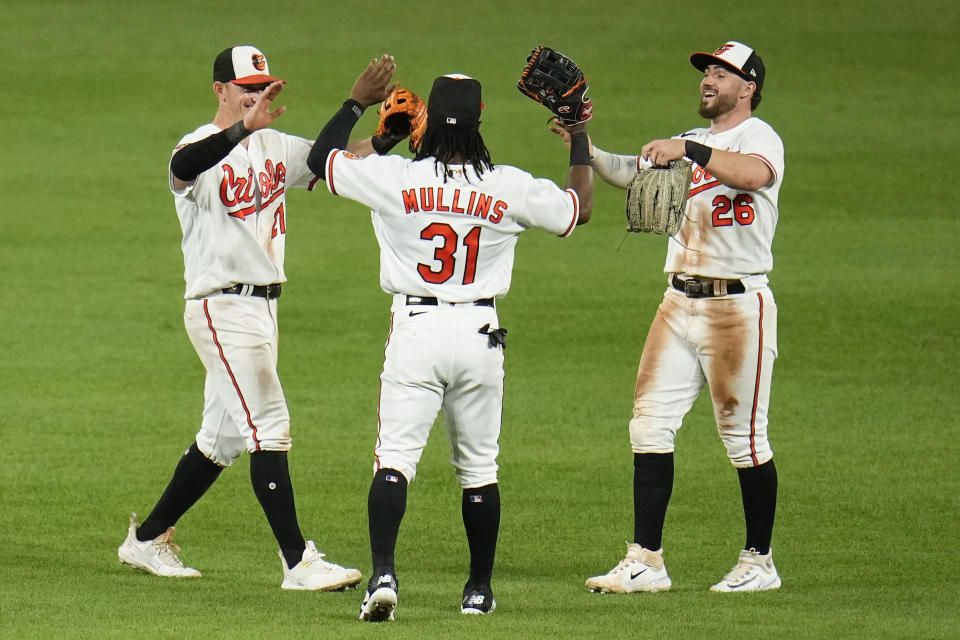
top-left (401, 187), bottom-right (507, 224)
top-left (220, 159), bottom-right (287, 220)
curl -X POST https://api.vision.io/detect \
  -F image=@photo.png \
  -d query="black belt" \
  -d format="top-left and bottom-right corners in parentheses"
top-left (406, 295), bottom-right (494, 307)
top-left (222, 283), bottom-right (282, 299)
top-left (671, 275), bottom-right (744, 298)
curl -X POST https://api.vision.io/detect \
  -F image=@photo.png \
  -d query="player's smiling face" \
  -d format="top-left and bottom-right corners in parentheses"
top-left (215, 81), bottom-right (269, 122)
top-left (698, 64), bottom-right (749, 119)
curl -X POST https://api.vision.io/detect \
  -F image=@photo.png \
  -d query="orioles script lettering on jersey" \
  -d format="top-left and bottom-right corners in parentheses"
top-left (688, 163), bottom-right (721, 198)
top-left (220, 159), bottom-right (288, 220)
top-left (401, 187), bottom-right (506, 224)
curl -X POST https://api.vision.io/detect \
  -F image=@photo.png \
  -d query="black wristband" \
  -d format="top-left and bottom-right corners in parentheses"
top-left (570, 132), bottom-right (591, 167)
top-left (307, 99), bottom-right (367, 179)
top-left (684, 140), bottom-right (713, 167)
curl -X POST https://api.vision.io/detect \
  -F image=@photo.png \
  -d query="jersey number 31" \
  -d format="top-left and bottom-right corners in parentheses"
top-left (418, 222), bottom-right (481, 285)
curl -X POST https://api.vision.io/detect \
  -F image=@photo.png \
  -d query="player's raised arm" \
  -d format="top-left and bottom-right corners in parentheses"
top-left (307, 55), bottom-right (397, 176)
top-left (516, 47), bottom-right (595, 224)
top-left (641, 138), bottom-right (773, 191)
top-left (549, 119), bottom-right (640, 192)
top-left (170, 81), bottom-right (286, 190)
top-left (565, 122), bottom-right (593, 224)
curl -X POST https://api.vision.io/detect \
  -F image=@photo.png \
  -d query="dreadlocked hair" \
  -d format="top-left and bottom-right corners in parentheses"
top-left (414, 124), bottom-right (494, 182)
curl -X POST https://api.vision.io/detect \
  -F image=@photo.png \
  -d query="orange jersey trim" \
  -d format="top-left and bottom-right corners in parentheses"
top-left (560, 189), bottom-right (580, 237)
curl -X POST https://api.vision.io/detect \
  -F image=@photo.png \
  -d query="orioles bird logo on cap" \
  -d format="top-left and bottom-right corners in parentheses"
top-left (713, 44), bottom-right (735, 55)
top-left (252, 54), bottom-right (266, 71)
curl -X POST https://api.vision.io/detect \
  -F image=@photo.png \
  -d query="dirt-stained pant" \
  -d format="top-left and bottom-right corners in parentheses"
top-left (629, 284), bottom-right (777, 468)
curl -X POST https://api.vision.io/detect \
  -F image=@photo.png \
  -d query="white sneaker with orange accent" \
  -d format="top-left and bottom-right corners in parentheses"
top-left (117, 513), bottom-right (201, 578)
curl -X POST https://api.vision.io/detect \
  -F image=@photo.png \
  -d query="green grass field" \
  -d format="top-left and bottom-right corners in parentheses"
top-left (2, 1), bottom-right (958, 638)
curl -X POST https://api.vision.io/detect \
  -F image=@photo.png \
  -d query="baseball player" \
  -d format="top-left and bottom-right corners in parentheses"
top-left (575, 41), bottom-right (785, 593)
top-left (117, 46), bottom-right (396, 590)
top-left (306, 73), bottom-right (593, 620)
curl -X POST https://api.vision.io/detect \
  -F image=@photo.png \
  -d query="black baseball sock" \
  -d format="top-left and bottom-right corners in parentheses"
top-left (368, 468), bottom-right (408, 575)
top-left (738, 459), bottom-right (778, 555)
top-left (138, 443), bottom-right (223, 541)
top-left (633, 452), bottom-right (674, 550)
top-left (462, 483), bottom-right (500, 587)
top-left (250, 451), bottom-right (306, 569)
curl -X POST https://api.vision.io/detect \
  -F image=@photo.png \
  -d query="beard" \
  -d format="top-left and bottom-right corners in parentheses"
top-left (698, 91), bottom-right (738, 119)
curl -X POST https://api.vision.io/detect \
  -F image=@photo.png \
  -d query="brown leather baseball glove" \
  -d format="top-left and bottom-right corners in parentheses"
top-left (375, 87), bottom-right (426, 153)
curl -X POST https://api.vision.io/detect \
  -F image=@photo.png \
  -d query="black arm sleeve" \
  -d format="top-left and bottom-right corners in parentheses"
top-left (170, 121), bottom-right (251, 182)
top-left (306, 99), bottom-right (365, 180)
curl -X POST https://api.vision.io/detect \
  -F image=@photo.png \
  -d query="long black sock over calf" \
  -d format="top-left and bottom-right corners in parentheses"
top-left (633, 452), bottom-right (674, 551)
top-left (368, 468), bottom-right (408, 575)
top-left (250, 451), bottom-right (306, 569)
top-left (462, 483), bottom-right (500, 587)
top-left (138, 443), bottom-right (223, 541)
top-left (737, 459), bottom-right (778, 555)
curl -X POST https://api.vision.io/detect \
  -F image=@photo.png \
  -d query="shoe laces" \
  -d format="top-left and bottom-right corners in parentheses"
top-left (723, 552), bottom-right (763, 583)
top-left (608, 543), bottom-right (652, 575)
top-left (301, 549), bottom-right (342, 572)
top-left (153, 528), bottom-right (186, 567)
top-left (610, 555), bottom-right (642, 575)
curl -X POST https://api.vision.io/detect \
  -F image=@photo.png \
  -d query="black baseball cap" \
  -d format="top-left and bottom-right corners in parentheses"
top-left (690, 41), bottom-right (764, 92)
top-left (427, 74), bottom-right (483, 130)
top-left (213, 45), bottom-right (283, 85)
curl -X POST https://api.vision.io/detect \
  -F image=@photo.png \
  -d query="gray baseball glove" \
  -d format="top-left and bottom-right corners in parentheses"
top-left (625, 160), bottom-right (693, 235)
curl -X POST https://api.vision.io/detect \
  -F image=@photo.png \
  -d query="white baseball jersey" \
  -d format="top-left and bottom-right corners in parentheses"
top-left (324, 150), bottom-right (579, 487)
top-left (658, 117), bottom-right (784, 279)
top-left (628, 116), bottom-right (784, 468)
top-left (170, 125), bottom-right (321, 299)
top-left (324, 151), bottom-right (580, 301)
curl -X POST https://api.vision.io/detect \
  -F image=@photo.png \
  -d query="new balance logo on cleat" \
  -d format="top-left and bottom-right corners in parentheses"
top-left (461, 584), bottom-right (496, 614)
top-left (360, 573), bottom-right (398, 622)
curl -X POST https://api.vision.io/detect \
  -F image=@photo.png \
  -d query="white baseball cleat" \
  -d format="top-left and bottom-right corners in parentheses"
top-left (585, 543), bottom-right (672, 593)
top-left (360, 573), bottom-right (398, 622)
top-left (279, 541), bottom-right (362, 591)
top-left (118, 513), bottom-right (201, 578)
top-left (710, 547), bottom-right (781, 592)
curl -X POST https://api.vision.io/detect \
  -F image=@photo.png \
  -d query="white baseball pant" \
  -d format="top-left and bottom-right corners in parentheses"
top-left (374, 294), bottom-right (504, 488)
top-left (629, 284), bottom-right (778, 467)
top-left (183, 295), bottom-right (291, 466)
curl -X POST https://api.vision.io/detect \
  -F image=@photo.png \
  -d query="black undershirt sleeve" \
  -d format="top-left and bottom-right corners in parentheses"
top-left (170, 121), bottom-right (250, 182)
top-left (306, 99), bottom-right (365, 181)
